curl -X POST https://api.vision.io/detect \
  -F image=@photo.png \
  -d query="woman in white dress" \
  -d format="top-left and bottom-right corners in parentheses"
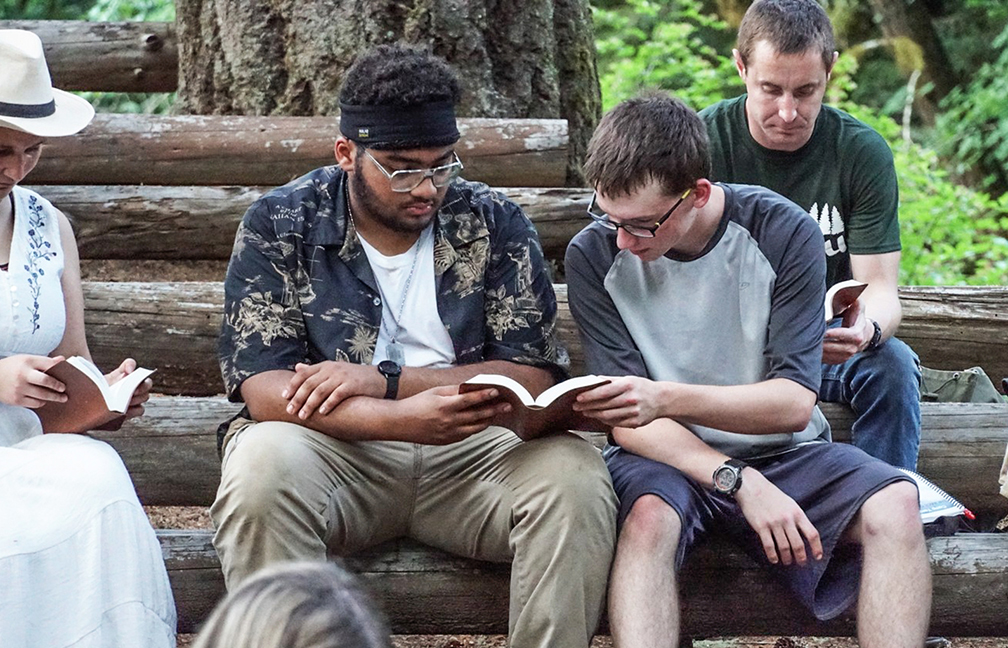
top-left (0, 29), bottom-right (177, 647)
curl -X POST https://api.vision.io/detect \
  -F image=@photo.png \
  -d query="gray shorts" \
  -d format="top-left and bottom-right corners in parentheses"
top-left (605, 441), bottom-right (912, 620)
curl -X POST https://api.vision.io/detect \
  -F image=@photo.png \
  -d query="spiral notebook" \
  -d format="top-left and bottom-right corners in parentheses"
top-left (898, 467), bottom-right (974, 525)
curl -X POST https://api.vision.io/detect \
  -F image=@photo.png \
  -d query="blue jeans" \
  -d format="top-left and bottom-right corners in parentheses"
top-left (820, 335), bottom-right (922, 470)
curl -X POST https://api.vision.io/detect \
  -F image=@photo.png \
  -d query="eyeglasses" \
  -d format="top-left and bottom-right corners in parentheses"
top-left (587, 188), bottom-right (692, 238)
top-left (363, 149), bottom-right (464, 193)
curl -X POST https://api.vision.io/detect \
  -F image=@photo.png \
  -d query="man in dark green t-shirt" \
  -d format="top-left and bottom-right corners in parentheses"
top-left (700, 0), bottom-right (922, 471)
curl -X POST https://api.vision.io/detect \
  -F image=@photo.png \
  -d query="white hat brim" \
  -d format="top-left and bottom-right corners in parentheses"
top-left (0, 88), bottom-right (95, 137)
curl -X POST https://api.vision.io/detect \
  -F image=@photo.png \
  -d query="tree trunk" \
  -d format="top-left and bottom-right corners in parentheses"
top-left (865, 0), bottom-right (958, 125)
top-left (175, 0), bottom-right (600, 186)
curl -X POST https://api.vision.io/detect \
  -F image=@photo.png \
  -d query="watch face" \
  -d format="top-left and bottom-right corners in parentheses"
top-left (713, 465), bottom-right (739, 492)
top-left (378, 360), bottom-right (401, 377)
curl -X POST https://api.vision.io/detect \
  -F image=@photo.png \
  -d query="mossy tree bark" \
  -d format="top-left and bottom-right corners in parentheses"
top-left (175, 0), bottom-right (600, 186)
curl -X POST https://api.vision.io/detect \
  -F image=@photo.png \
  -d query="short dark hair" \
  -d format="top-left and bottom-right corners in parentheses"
top-left (584, 93), bottom-right (710, 199)
top-left (339, 44), bottom-right (461, 108)
top-left (737, 0), bottom-right (835, 72)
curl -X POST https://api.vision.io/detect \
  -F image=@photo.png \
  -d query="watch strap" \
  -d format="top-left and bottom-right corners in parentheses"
top-left (866, 319), bottom-right (883, 351)
top-left (383, 372), bottom-right (399, 400)
top-left (377, 361), bottom-right (401, 400)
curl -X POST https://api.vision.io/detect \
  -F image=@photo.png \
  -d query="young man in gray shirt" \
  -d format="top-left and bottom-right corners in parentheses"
top-left (567, 93), bottom-right (931, 648)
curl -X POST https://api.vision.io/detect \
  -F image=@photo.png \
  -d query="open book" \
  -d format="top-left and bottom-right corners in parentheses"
top-left (898, 467), bottom-right (974, 526)
top-left (459, 374), bottom-right (611, 441)
top-left (825, 279), bottom-right (868, 320)
top-left (35, 356), bottom-right (155, 434)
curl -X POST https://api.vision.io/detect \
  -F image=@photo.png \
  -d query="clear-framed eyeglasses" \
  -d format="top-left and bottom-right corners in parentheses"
top-left (587, 188), bottom-right (692, 238)
top-left (363, 148), bottom-right (464, 193)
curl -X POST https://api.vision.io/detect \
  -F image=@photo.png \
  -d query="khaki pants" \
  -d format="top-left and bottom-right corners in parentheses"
top-left (211, 421), bottom-right (617, 648)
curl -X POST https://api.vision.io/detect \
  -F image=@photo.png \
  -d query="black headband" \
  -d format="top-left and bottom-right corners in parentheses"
top-left (338, 101), bottom-right (459, 149)
top-left (0, 99), bottom-right (56, 119)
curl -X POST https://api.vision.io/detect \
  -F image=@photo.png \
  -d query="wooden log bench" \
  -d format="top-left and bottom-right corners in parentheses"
top-left (17, 118), bottom-right (1008, 638)
top-left (78, 281), bottom-right (1008, 636)
top-left (0, 17), bottom-right (1001, 632)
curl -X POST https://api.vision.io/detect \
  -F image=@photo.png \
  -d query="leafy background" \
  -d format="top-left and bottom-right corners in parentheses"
top-left (3, 0), bottom-right (1007, 284)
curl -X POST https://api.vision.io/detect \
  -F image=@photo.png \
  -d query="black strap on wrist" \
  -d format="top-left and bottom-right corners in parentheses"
top-left (866, 319), bottom-right (883, 351)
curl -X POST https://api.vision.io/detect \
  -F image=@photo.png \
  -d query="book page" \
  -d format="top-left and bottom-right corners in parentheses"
top-left (106, 366), bottom-right (156, 413)
top-left (459, 374), bottom-right (612, 440)
top-left (898, 468), bottom-right (971, 524)
top-left (824, 279), bottom-right (868, 320)
top-left (66, 355), bottom-right (110, 398)
top-left (460, 374), bottom-right (535, 406)
top-left (534, 375), bottom-right (610, 408)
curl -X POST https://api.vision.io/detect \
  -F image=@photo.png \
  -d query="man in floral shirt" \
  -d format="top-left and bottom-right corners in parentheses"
top-left (213, 44), bottom-right (617, 648)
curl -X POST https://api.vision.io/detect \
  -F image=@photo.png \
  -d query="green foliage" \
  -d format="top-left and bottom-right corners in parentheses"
top-left (841, 104), bottom-right (1008, 285)
top-left (592, 0), bottom-right (743, 111)
top-left (78, 0), bottom-right (176, 114)
top-left (86, 0), bottom-right (173, 21)
top-left (935, 23), bottom-right (1008, 196)
top-left (0, 0), bottom-right (93, 19)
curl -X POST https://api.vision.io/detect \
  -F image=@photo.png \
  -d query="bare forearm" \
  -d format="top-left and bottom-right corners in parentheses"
top-left (656, 378), bottom-right (816, 435)
top-left (243, 370), bottom-right (405, 441)
top-left (860, 286), bottom-right (902, 340)
top-left (613, 419), bottom-right (725, 488)
top-left (399, 360), bottom-right (555, 398)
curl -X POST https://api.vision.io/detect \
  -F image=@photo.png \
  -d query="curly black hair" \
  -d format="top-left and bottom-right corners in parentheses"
top-left (339, 44), bottom-right (461, 108)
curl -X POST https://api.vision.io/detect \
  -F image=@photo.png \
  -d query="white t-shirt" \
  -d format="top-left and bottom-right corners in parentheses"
top-left (357, 224), bottom-right (456, 368)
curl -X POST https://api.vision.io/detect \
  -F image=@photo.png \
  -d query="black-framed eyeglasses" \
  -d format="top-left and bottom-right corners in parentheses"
top-left (587, 188), bottom-right (692, 238)
top-left (363, 149), bottom-right (464, 193)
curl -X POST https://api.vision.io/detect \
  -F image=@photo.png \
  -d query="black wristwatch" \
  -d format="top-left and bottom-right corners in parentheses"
top-left (712, 458), bottom-right (748, 497)
top-left (377, 360), bottom-right (401, 400)
top-left (866, 319), bottom-right (883, 352)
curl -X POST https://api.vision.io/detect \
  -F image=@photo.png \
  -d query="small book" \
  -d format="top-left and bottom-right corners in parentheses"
top-left (825, 279), bottom-right (868, 320)
top-left (898, 467), bottom-right (974, 526)
top-left (459, 374), bottom-right (611, 441)
top-left (35, 356), bottom-right (155, 434)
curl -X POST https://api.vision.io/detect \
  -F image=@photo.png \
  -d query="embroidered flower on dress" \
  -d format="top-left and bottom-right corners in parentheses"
top-left (22, 196), bottom-right (56, 334)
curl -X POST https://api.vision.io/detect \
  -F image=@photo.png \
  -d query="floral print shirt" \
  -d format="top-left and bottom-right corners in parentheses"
top-left (219, 166), bottom-right (567, 403)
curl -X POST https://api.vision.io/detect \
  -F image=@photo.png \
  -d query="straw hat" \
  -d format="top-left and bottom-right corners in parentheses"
top-left (0, 29), bottom-right (94, 137)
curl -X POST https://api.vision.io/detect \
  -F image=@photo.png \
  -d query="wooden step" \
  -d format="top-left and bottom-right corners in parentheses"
top-left (26, 115), bottom-right (567, 187)
top-left (79, 282), bottom-right (1008, 397)
top-left (0, 20), bottom-right (177, 92)
top-left (159, 530), bottom-right (1008, 636)
top-left (96, 395), bottom-right (1008, 517)
top-left (29, 185), bottom-right (590, 263)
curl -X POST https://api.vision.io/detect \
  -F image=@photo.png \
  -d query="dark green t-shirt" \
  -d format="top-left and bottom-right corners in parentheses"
top-left (700, 95), bottom-right (901, 287)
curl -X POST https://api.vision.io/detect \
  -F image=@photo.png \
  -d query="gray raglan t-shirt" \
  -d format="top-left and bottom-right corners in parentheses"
top-left (565, 183), bottom-right (831, 460)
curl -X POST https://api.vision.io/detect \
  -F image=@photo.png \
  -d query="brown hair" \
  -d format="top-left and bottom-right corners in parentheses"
top-left (737, 0), bottom-right (835, 72)
top-left (584, 92), bottom-right (710, 199)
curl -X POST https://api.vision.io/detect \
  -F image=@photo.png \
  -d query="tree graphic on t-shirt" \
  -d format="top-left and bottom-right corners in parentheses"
top-left (810, 202), bottom-right (846, 257)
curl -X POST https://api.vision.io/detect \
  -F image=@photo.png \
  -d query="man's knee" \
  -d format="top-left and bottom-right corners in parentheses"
top-left (856, 481), bottom-right (924, 546)
top-left (512, 436), bottom-right (618, 557)
top-left (860, 337), bottom-right (921, 391)
top-left (621, 494), bottom-right (682, 552)
top-left (216, 423), bottom-right (316, 518)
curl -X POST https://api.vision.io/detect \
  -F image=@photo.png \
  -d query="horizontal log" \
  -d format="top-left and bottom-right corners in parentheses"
top-left (81, 282), bottom-right (1008, 400)
top-left (0, 20), bottom-right (177, 92)
top-left (27, 114), bottom-right (567, 187)
top-left (83, 282), bottom-right (224, 397)
top-left (29, 185), bottom-right (591, 263)
top-left (96, 395), bottom-right (1008, 518)
top-left (160, 530), bottom-right (1008, 636)
top-left (897, 285), bottom-right (1008, 385)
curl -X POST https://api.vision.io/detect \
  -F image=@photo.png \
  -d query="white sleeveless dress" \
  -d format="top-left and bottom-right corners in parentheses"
top-left (0, 187), bottom-right (177, 647)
